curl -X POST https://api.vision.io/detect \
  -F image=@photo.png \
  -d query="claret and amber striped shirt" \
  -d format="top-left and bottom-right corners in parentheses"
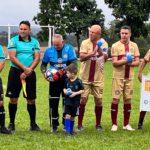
top-left (111, 41), bottom-right (140, 79)
top-left (79, 38), bottom-right (108, 85)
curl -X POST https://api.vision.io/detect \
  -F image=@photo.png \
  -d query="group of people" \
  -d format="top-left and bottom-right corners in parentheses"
top-left (0, 20), bottom-right (149, 135)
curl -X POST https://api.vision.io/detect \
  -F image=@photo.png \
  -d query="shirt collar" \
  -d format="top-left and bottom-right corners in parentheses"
top-left (19, 35), bottom-right (31, 42)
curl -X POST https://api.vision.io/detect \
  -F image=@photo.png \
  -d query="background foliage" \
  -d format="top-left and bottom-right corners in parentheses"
top-left (33, 0), bottom-right (104, 50)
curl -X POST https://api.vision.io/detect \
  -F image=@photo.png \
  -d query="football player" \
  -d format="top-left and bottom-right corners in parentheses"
top-left (41, 34), bottom-right (77, 132)
top-left (111, 25), bottom-right (140, 131)
top-left (77, 25), bottom-right (108, 131)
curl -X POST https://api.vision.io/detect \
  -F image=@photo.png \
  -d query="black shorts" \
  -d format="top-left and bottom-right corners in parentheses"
top-left (6, 67), bottom-right (36, 99)
top-left (64, 105), bottom-right (79, 117)
top-left (0, 78), bottom-right (4, 101)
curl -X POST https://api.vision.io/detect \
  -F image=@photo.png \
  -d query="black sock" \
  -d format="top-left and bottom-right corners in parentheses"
top-left (27, 104), bottom-right (36, 125)
top-left (9, 103), bottom-right (17, 124)
top-left (139, 118), bottom-right (144, 126)
top-left (0, 106), bottom-right (5, 127)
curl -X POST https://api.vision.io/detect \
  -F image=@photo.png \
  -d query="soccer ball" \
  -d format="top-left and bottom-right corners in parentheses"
top-left (45, 68), bottom-right (58, 82)
top-left (45, 68), bottom-right (65, 82)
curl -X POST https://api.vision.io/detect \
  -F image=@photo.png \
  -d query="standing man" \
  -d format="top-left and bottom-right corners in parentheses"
top-left (111, 25), bottom-right (140, 131)
top-left (78, 25), bottom-right (108, 131)
top-left (0, 45), bottom-right (11, 134)
top-left (6, 20), bottom-right (41, 131)
top-left (40, 34), bottom-right (77, 132)
top-left (137, 48), bottom-right (150, 129)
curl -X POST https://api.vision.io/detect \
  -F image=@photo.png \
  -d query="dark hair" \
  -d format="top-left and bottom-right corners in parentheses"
top-left (120, 25), bottom-right (131, 32)
top-left (19, 20), bottom-right (30, 28)
top-left (67, 64), bottom-right (78, 75)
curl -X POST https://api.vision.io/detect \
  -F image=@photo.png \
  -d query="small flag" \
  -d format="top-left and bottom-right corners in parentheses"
top-left (21, 79), bottom-right (27, 97)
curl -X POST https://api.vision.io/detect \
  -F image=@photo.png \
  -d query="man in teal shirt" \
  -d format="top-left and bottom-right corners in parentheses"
top-left (6, 20), bottom-right (41, 131)
top-left (0, 45), bottom-right (11, 134)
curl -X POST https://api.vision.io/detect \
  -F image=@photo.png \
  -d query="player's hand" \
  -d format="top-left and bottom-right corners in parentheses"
top-left (126, 53), bottom-right (133, 63)
top-left (20, 72), bottom-right (27, 80)
top-left (97, 39), bottom-right (105, 48)
top-left (102, 48), bottom-right (108, 53)
top-left (23, 67), bottom-right (33, 75)
top-left (43, 73), bottom-right (49, 81)
top-left (96, 39), bottom-right (106, 55)
top-left (66, 88), bottom-right (73, 96)
top-left (58, 69), bottom-right (66, 78)
top-left (69, 92), bottom-right (76, 98)
top-left (90, 48), bottom-right (97, 57)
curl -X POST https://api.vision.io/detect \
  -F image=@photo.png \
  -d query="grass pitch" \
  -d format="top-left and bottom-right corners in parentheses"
top-left (0, 60), bottom-right (150, 150)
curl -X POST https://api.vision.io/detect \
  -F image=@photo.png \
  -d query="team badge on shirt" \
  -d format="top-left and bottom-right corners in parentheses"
top-left (58, 58), bottom-right (62, 63)
top-left (9, 41), bottom-right (14, 47)
top-left (115, 90), bottom-right (120, 95)
top-left (64, 54), bottom-right (68, 59)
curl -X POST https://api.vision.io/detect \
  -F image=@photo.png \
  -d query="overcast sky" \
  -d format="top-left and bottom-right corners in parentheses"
top-left (0, 0), bottom-right (115, 27)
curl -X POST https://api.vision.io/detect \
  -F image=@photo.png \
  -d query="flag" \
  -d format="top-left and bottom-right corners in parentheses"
top-left (21, 79), bottom-right (27, 97)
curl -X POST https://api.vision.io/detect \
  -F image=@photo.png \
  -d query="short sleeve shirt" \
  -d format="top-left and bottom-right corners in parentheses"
top-left (8, 35), bottom-right (40, 69)
top-left (64, 77), bottom-right (84, 106)
top-left (42, 43), bottom-right (77, 70)
top-left (111, 41), bottom-right (140, 79)
top-left (79, 38), bottom-right (108, 84)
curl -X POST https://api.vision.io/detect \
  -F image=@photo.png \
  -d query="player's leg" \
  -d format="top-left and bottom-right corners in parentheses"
top-left (138, 111), bottom-right (146, 129)
top-left (6, 67), bottom-right (21, 131)
top-left (77, 97), bottom-right (88, 130)
top-left (27, 100), bottom-right (40, 131)
top-left (123, 79), bottom-right (134, 131)
top-left (123, 99), bottom-right (131, 127)
top-left (70, 117), bottom-right (75, 135)
top-left (69, 106), bottom-right (77, 134)
top-left (49, 81), bottom-right (61, 132)
top-left (92, 83), bottom-right (104, 131)
top-left (64, 105), bottom-right (71, 135)
top-left (61, 79), bottom-right (66, 127)
top-left (0, 78), bottom-right (11, 134)
top-left (77, 84), bottom-right (89, 130)
top-left (62, 96), bottom-right (65, 127)
top-left (94, 97), bottom-right (103, 130)
top-left (26, 71), bottom-right (40, 131)
top-left (111, 98), bottom-right (119, 131)
top-left (111, 78), bottom-right (122, 131)
top-left (123, 98), bottom-right (135, 131)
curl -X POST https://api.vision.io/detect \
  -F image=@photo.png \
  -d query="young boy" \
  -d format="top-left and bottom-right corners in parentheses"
top-left (0, 45), bottom-right (11, 134)
top-left (63, 64), bottom-right (84, 135)
top-left (138, 49), bottom-right (150, 129)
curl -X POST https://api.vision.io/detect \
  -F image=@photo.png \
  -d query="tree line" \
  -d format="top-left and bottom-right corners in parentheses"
top-left (33, 0), bottom-right (150, 57)
top-left (0, 0), bottom-right (150, 57)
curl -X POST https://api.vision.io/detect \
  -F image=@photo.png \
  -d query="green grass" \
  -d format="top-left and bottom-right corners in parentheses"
top-left (0, 60), bottom-right (150, 150)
